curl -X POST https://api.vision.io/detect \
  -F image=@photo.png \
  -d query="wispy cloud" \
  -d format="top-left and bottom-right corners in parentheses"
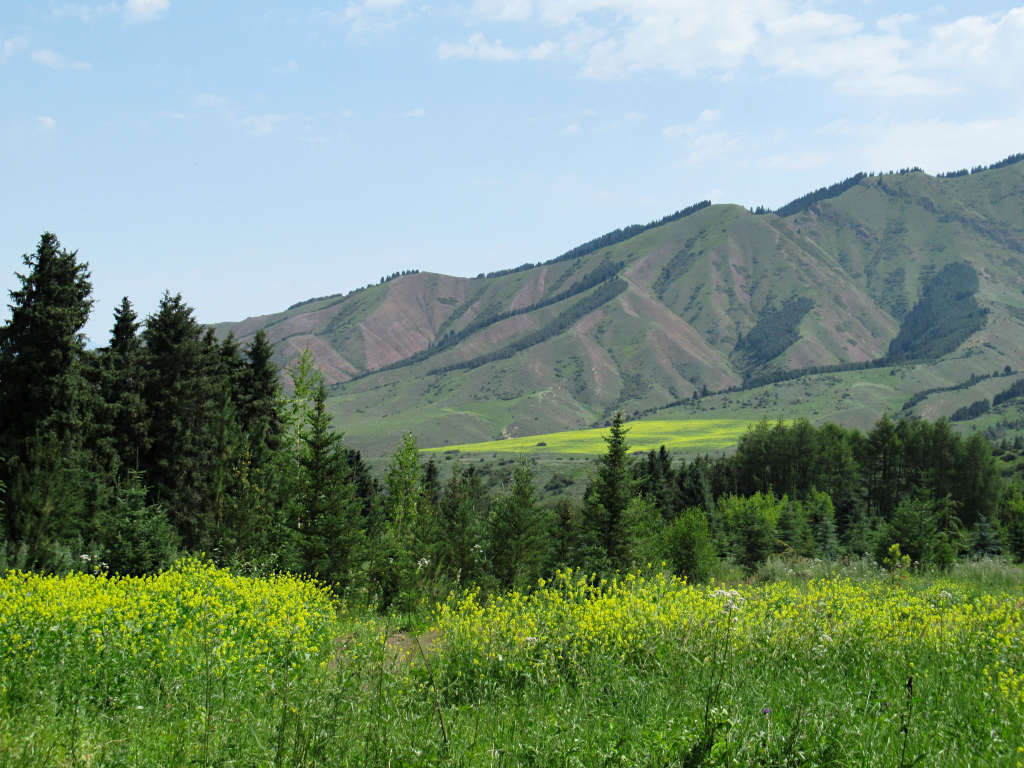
top-left (316, 0), bottom-right (410, 34)
top-left (51, 3), bottom-right (119, 22)
top-left (31, 48), bottom-right (91, 70)
top-left (193, 92), bottom-right (230, 111)
top-left (663, 109), bottom-right (721, 138)
top-left (37, 115), bottom-right (58, 131)
top-left (402, 107), bottom-right (426, 119)
top-left (3, 37), bottom-right (28, 57)
top-left (124, 0), bottom-right (169, 23)
top-left (438, 33), bottom-right (555, 61)
top-left (455, 1), bottom-right (1024, 99)
top-left (242, 113), bottom-right (292, 136)
top-left (686, 131), bottom-right (742, 166)
top-left (560, 122), bottom-right (581, 136)
top-left (848, 111), bottom-right (1024, 174)
top-left (54, 1), bottom-right (169, 23)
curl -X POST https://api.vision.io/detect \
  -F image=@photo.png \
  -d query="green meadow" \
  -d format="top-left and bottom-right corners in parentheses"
top-left (422, 418), bottom-right (754, 455)
top-left (3, 559), bottom-right (1023, 767)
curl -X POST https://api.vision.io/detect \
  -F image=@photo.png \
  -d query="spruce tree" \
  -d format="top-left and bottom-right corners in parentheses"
top-left (140, 292), bottom-right (226, 549)
top-left (298, 382), bottom-right (363, 586)
top-left (581, 412), bottom-right (633, 571)
top-left (0, 233), bottom-right (93, 459)
top-left (435, 465), bottom-right (488, 588)
top-left (100, 297), bottom-right (149, 472)
top-left (240, 330), bottom-right (283, 459)
top-left (0, 234), bottom-right (94, 557)
top-left (488, 458), bottom-right (549, 590)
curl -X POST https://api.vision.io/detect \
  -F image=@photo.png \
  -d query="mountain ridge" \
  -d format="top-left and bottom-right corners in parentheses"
top-left (215, 154), bottom-right (1024, 456)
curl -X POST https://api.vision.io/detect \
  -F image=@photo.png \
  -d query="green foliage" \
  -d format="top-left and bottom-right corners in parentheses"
top-left (773, 172), bottom-right (868, 216)
top-left (717, 492), bottom-right (780, 572)
top-left (385, 432), bottom-right (423, 536)
top-left (0, 233), bottom-right (93, 462)
top-left (622, 495), bottom-right (664, 568)
top-left (95, 297), bottom-right (149, 473)
top-left (733, 296), bottom-right (815, 374)
top-left (877, 494), bottom-right (962, 569)
top-left (4, 434), bottom-right (91, 571)
top-left (298, 382), bottom-right (365, 587)
top-left (140, 292), bottom-right (225, 549)
top-left (96, 471), bottom-right (179, 576)
top-left (581, 412), bottom-right (633, 571)
top-left (549, 199), bottom-right (710, 264)
top-left (993, 377), bottom-right (1024, 407)
top-left (998, 484), bottom-right (1024, 562)
top-left (488, 458), bottom-right (550, 590)
top-left (887, 262), bottom-right (988, 361)
top-left (427, 465), bottom-right (488, 593)
top-left (664, 507), bottom-right (716, 582)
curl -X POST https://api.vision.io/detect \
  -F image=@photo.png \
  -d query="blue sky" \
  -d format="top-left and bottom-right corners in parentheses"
top-left (2, 0), bottom-right (1023, 344)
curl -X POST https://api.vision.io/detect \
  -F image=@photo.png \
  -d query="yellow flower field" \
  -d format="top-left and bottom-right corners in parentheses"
top-left (1, 560), bottom-right (1022, 766)
top-left (422, 418), bottom-right (753, 455)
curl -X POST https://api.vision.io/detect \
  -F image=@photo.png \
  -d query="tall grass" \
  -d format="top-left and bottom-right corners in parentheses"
top-left (1, 560), bottom-right (1022, 766)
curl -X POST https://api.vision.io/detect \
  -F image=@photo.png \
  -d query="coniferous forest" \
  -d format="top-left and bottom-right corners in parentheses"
top-left (2, 234), bottom-right (1024, 609)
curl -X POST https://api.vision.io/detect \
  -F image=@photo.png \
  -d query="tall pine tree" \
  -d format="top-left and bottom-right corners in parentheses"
top-left (0, 234), bottom-right (94, 561)
top-left (581, 412), bottom-right (633, 571)
top-left (0, 233), bottom-right (93, 460)
top-left (140, 292), bottom-right (228, 549)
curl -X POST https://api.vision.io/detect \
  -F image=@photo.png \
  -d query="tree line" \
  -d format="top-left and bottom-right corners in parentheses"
top-left (2, 234), bottom-right (1023, 611)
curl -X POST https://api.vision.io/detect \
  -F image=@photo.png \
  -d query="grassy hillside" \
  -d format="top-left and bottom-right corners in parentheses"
top-left (215, 155), bottom-right (1024, 457)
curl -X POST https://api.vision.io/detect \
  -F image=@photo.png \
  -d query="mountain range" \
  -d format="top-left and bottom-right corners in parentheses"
top-left (215, 154), bottom-right (1024, 457)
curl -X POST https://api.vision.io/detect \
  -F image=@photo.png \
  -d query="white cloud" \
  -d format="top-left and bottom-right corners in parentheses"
top-left (877, 13), bottom-right (917, 34)
top-left (52, 3), bottom-right (119, 22)
top-left (402, 107), bottom-right (426, 118)
top-left (124, 0), bottom-right (169, 22)
top-left (662, 123), bottom-right (692, 138)
top-left (456, 1), bottom-right (1024, 98)
top-left (31, 48), bottom-right (91, 70)
top-left (857, 112), bottom-right (1024, 173)
top-left (664, 109), bottom-right (721, 138)
top-left (242, 113), bottom-right (292, 136)
top-left (624, 111), bottom-right (645, 121)
top-left (194, 92), bottom-right (229, 110)
top-left (560, 122), bottom-right (580, 135)
top-left (919, 7), bottom-right (1024, 89)
top-left (438, 33), bottom-right (555, 61)
top-left (318, 0), bottom-right (409, 33)
top-left (37, 115), bottom-right (57, 131)
top-left (3, 37), bottom-right (28, 57)
top-left (439, 33), bottom-right (518, 61)
top-left (31, 49), bottom-right (64, 67)
top-left (471, 0), bottom-right (533, 22)
top-left (686, 131), bottom-right (742, 166)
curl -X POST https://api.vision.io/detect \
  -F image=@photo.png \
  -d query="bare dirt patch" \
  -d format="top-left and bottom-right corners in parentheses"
top-left (386, 629), bottom-right (442, 666)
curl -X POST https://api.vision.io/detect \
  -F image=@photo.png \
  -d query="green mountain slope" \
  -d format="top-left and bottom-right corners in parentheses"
top-left (216, 155), bottom-right (1024, 456)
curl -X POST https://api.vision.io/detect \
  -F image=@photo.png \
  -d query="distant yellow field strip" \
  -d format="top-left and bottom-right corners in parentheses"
top-left (423, 419), bottom-right (753, 455)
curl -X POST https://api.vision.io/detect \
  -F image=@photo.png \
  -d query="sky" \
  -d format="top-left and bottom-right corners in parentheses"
top-left (2, 0), bottom-right (1023, 345)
